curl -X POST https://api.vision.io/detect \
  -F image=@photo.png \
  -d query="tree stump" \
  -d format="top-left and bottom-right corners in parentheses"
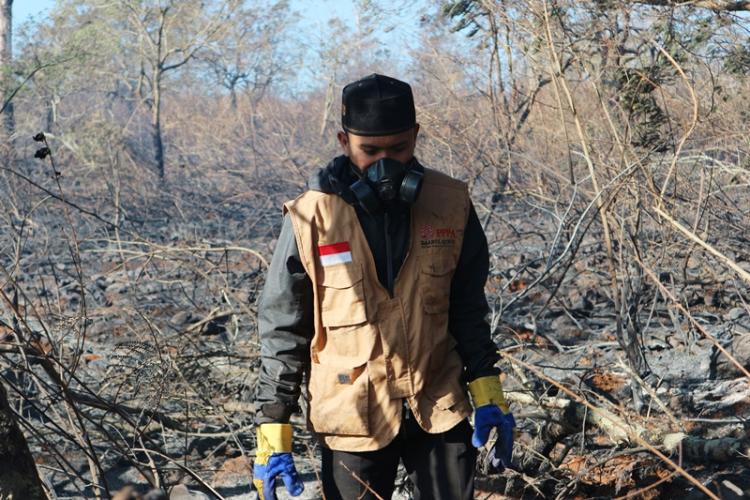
top-left (0, 381), bottom-right (45, 499)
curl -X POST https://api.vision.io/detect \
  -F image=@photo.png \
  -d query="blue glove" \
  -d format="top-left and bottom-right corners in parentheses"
top-left (468, 376), bottom-right (517, 470)
top-left (252, 424), bottom-right (304, 500)
top-left (253, 452), bottom-right (303, 499)
top-left (471, 404), bottom-right (517, 470)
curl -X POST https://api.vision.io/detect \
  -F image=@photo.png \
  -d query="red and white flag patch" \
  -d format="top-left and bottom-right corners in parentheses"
top-left (318, 242), bottom-right (353, 266)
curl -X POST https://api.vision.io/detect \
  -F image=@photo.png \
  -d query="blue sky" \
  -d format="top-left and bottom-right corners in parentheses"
top-left (12, 0), bottom-right (429, 77)
top-left (14, 0), bottom-right (56, 26)
top-left (14, 0), bottom-right (357, 28)
top-left (12, 0), bottom-right (431, 91)
top-left (14, 0), bottom-right (426, 37)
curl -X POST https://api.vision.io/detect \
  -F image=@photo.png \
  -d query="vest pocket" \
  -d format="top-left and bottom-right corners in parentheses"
top-left (309, 361), bottom-right (370, 436)
top-left (319, 264), bottom-right (368, 327)
top-left (420, 258), bottom-right (453, 314)
top-left (429, 385), bottom-right (463, 410)
top-left (425, 345), bottom-right (467, 411)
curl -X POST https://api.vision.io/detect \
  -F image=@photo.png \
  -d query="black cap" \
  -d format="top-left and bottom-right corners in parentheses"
top-left (341, 74), bottom-right (416, 136)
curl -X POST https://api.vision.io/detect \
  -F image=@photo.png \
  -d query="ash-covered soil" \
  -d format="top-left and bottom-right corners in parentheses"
top-left (2, 167), bottom-right (749, 499)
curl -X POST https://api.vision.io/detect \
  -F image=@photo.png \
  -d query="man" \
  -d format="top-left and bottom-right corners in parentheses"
top-left (252, 74), bottom-right (516, 500)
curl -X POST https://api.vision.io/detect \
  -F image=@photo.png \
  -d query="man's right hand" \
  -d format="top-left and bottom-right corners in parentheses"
top-left (252, 423), bottom-right (304, 500)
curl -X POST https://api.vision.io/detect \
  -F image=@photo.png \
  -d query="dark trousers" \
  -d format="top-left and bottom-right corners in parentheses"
top-left (321, 408), bottom-right (476, 500)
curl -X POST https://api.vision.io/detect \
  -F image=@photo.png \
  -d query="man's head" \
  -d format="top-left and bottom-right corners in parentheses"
top-left (337, 74), bottom-right (419, 171)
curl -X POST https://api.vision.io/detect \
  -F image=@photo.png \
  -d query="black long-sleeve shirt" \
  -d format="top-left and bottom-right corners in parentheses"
top-left (254, 156), bottom-right (499, 424)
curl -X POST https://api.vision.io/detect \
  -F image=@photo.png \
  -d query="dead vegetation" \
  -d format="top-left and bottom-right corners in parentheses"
top-left (0, 0), bottom-right (749, 498)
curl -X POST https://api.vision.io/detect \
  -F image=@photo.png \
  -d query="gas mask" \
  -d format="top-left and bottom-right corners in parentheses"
top-left (350, 158), bottom-right (423, 215)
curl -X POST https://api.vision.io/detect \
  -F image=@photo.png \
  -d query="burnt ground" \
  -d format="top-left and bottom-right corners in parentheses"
top-left (1, 167), bottom-right (749, 499)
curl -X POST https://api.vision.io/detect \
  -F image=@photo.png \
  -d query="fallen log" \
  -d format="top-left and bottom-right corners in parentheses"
top-left (500, 355), bottom-right (750, 499)
top-left (663, 433), bottom-right (750, 463)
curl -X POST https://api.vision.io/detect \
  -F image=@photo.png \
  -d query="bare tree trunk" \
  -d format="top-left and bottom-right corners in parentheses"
top-left (152, 71), bottom-right (165, 180)
top-left (319, 72), bottom-right (335, 138)
top-left (0, 382), bottom-right (46, 499)
top-left (230, 86), bottom-right (237, 110)
top-left (0, 0), bottom-right (15, 152)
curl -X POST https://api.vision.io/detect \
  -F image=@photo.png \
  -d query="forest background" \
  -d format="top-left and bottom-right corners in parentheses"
top-left (0, 0), bottom-right (749, 499)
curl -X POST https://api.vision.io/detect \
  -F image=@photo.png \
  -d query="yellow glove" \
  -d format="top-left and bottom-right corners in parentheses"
top-left (252, 423), bottom-right (303, 500)
top-left (468, 375), bottom-right (510, 413)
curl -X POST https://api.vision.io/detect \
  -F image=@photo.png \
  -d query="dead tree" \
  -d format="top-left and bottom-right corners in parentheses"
top-left (0, 382), bottom-right (45, 499)
top-left (0, 0), bottom-right (14, 148)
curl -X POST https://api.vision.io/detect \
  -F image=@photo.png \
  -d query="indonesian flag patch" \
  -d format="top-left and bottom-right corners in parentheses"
top-left (318, 242), bottom-right (353, 266)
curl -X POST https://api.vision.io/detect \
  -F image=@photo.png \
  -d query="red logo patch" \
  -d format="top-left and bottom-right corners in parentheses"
top-left (436, 227), bottom-right (456, 239)
top-left (420, 225), bottom-right (457, 249)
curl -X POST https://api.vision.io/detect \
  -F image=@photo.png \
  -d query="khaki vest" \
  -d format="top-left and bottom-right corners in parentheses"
top-left (284, 168), bottom-right (473, 452)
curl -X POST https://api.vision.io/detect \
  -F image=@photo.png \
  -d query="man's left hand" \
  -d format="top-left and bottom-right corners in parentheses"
top-left (471, 404), bottom-right (516, 469)
top-left (468, 375), bottom-right (517, 470)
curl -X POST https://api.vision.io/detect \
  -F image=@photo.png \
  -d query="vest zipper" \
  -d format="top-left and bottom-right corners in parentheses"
top-left (384, 211), bottom-right (394, 297)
